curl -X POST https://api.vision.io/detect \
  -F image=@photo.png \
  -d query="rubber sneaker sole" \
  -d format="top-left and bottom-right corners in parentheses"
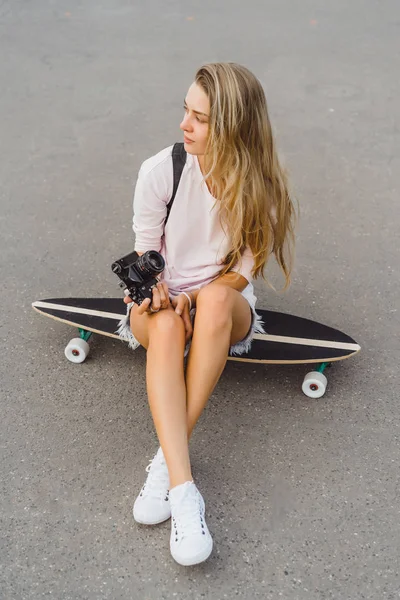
top-left (133, 509), bottom-right (171, 526)
top-left (170, 537), bottom-right (213, 566)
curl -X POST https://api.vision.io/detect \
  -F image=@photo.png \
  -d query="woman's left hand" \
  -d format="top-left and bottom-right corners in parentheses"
top-left (123, 281), bottom-right (170, 315)
top-left (171, 294), bottom-right (193, 344)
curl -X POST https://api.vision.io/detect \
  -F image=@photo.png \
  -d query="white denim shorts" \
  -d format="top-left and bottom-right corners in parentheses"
top-left (116, 283), bottom-right (265, 357)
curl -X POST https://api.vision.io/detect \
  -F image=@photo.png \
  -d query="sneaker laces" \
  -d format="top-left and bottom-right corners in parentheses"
top-left (172, 491), bottom-right (205, 542)
top-left (139, 455), bottom-right (170, 501)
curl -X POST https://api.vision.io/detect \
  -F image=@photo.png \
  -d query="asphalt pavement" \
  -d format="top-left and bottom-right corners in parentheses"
top-left (1, 1), bottom-right (399, 598)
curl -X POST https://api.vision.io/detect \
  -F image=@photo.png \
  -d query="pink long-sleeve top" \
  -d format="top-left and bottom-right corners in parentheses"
top-left (132, 145), bottom-right (256, 301)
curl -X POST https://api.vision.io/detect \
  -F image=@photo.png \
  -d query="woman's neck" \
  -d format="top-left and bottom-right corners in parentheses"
top-left (197, 154), bottom-right (218, 199)
top-left (197, 153), bottom-right (206, 175)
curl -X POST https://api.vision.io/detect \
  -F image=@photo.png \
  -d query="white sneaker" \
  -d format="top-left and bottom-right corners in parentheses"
top-left (169, 481), bottom-right (213, 566)
top-left (133, 447), bottom-right (171, 525)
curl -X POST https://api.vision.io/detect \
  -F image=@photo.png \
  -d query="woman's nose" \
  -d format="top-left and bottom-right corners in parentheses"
top-left (180, 114), bottom-right (192, 132)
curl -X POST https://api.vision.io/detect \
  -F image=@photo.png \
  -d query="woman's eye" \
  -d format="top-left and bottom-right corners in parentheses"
top-left (182, 106), bottom-right (207, 124)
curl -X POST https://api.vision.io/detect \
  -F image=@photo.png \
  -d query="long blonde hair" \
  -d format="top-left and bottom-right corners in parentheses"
top-left (195, 62), bottom-right (296, 288)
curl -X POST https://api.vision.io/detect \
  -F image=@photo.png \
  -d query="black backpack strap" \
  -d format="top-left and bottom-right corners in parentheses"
top-left (165, 142), bottom-right (187, 225)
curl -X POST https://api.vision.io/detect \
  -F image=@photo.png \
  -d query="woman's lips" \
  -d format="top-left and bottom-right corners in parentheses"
top-left (184, 136), bottom-right (194, 144)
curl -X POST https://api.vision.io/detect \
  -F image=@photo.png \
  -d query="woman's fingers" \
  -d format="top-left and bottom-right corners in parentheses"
top-left (171, 295), bottom-right (193, 342)
top-left (173, 295), bottom-right (186, 316)
top-left (182, 306), bottom-right (193, 343)
top-left (150, 286), bottom-right (162, 312)
top-left (123, 283), bottom-right (170, 316)
top-left (148, 282), bottom-right (170, 313)
top-left (156, 282), bottom-right (170, 309)
top-left (137, 297), bottom-right (151, 316)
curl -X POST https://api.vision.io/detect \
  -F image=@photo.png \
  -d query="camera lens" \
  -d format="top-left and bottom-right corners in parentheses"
top-left (136, 251), bottom-right (165, 276)
top-left (146, 251), bottom-right (165, 273)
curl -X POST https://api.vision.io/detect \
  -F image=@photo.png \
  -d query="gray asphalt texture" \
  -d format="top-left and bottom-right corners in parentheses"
top-left (1, 1), bottom-right (399, 599)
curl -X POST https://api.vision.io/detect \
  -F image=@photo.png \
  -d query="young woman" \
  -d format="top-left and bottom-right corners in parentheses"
top-left (118, 63), bottom-right (295, 566)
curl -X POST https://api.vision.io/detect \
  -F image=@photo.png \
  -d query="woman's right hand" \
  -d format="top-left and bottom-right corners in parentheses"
top-left (171, 293), bottom-right (193, 344)
top-left (123, 281), bottom-right (170, 315)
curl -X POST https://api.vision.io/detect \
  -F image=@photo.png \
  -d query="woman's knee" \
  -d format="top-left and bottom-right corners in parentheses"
top-left (129, 305), bottom-right (185, 349)
top-left (148, 308), bottom-right (185, 343)
top-left (195, 285), bottom-right (233, 329)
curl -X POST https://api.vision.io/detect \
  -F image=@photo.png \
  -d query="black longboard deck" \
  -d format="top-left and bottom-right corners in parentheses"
top-left (32, 298), bottom-right (360, 364)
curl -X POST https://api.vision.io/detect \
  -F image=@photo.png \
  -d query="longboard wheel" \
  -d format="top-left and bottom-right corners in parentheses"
top-left (64, 338), bottom-right (90, 364)
top-left (302, 371), bottom-right (327, 399)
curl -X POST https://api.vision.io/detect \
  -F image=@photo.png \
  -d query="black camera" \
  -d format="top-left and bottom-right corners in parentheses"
top-left (111, 250), bottom-right (165, 305)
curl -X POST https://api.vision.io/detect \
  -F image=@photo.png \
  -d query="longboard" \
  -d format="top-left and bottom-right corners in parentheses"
top-left (32, 297), bottom-right (360, 399)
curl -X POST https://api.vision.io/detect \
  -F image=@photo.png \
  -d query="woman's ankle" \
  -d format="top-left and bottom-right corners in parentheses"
top-left (169, 476), bottom-right (194, 491)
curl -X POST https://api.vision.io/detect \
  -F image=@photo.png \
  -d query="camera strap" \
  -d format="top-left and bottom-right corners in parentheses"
top-left (165, 142), bottom-right (187, 225)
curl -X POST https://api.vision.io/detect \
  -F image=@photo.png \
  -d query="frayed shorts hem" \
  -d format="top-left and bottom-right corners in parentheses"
top-left (116, 300), bottom-right (265, 357)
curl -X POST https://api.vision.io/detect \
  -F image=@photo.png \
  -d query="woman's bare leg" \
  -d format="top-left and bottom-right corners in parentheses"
top-left (184, 285), bottom-right (252, 438)
top-left (130, 305), bottom-right (192, 489)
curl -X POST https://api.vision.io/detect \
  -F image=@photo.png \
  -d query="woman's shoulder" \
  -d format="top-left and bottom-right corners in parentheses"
top-left (139, 145), bottom-right (174, 178)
